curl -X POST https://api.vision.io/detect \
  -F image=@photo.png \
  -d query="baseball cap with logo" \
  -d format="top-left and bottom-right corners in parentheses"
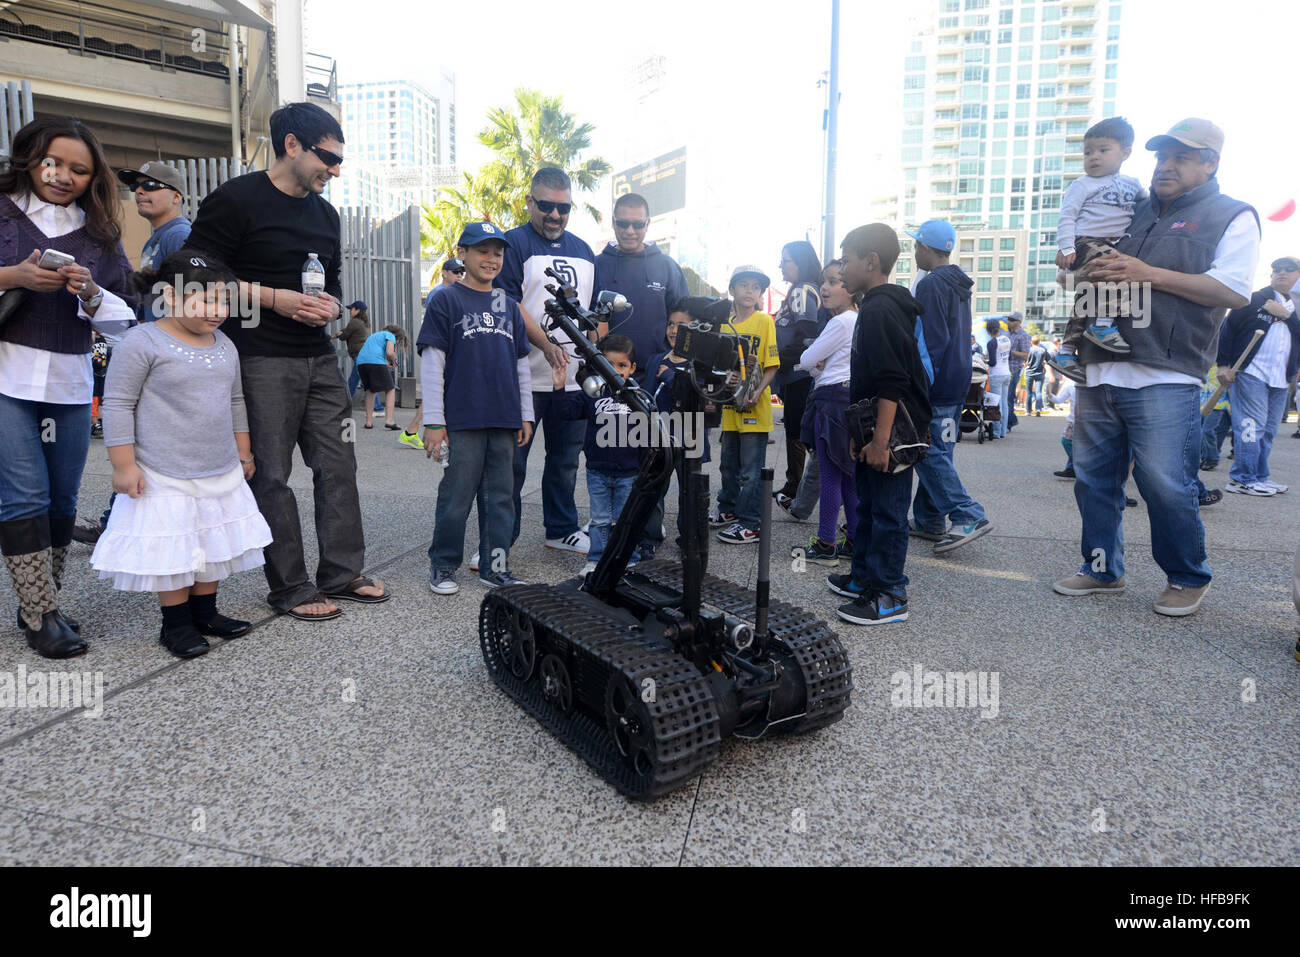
top-left (905, 219), bottom-right (956, 253)
top-left (443, 256), bottom-right (465, 273)
top-left (1145, 118), bottom-right (1225, 154)
top-left (456, 221), bottom-right (507, 247)
top-left (729, 264), bottom-right (770, 290)
top-left (1270, 256), bottom-right (1300, 273)
top-left (116, 161), bottom-right (186, 195)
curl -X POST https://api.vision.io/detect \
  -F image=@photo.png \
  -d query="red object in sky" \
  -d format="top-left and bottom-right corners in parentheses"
top-left (1267, 199), bottom-right (1295, 222)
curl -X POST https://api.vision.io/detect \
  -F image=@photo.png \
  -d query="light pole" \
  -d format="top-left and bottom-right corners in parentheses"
top-left (822, 0), bottom-right (840, 266)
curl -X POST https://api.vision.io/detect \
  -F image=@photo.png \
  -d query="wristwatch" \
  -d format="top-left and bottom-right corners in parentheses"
top-left (79, 287), bottom-right (104, 310)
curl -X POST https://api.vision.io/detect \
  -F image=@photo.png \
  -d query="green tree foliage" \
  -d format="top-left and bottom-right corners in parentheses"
top-left (421, 89), bottom-right (611, 269)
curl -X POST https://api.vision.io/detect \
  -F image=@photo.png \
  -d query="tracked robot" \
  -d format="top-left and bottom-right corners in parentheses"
top-left (479, 270), bottom-right (853, 799)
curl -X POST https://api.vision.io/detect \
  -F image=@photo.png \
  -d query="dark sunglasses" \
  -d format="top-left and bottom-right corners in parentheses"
top-left (531, 196), bottom-right (572, 215)
top-left (302, 140), bottom-right (344, 168)
top-left (136, 180), bottom-right (174, 192)
top-left (446, 268), bottom-right (465, 275)
top-left (615, 218), bottom-right (648, 230)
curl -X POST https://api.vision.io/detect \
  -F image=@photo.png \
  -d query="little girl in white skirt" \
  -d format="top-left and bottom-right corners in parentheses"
top-left (92, 250), bottom-right (271, 658)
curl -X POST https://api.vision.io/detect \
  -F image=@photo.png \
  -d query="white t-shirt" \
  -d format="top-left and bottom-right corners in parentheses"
top-left (795, 309), bottom-right (854, 387)
top-left (989, 333), bottom-right (1012, 378)
top-left (1242, 290), bottom-right (1293, 388)
top-left (1086, 208), bottom-right (1260, 390)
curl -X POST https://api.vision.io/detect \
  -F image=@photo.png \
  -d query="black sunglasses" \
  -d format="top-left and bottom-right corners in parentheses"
top-left (531, 196), bottom-right (572, 215)
top-left (300, 139), bottom-right (344, 168)
top-left (446, 268), bottom-right (465, 275)
top-left (136, 180), bottom-right (174, 192)
top-left (615, 218), bottom-right (648, 230)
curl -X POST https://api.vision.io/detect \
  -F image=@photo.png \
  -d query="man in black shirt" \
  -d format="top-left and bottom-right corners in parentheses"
top-left (188, 102), bottom-right (388, 620)
top-left (1024, 335), bottom-right (1048, 415)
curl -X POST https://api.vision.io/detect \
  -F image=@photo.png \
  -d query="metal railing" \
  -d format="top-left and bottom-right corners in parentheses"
top-left (0, 0), bottom-right (232, 78)
top-left (0, 80), bottom-right (36, 169)
top-left (156, 156), bottom-right (249, 219)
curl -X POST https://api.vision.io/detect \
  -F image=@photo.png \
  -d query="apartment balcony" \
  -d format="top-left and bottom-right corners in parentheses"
top-left (1066, 64), bottom-right (1093, 77)
top-left (1056, 85), bottom-right (1093, 101)
top-left (1065, 27), bottom-right (1096, 39)
top-left (1061, 5), bottom-right (1099, 24)
top-left (933, 130), bottom-right (959, 148)
top-left (1059, 45), bottom-right (1095, 63)
top-left (935, 73), bottom-right (960, 90)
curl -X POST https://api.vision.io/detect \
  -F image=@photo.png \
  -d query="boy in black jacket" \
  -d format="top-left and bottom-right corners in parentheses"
top-left (827, 224), bottom-right (932, 625)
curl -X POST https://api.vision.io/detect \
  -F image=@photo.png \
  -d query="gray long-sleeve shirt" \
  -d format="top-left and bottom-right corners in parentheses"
top-left (102, 323), bottom-right (248, 478)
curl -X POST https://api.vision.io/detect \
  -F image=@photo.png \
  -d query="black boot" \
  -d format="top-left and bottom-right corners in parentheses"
top-left (160, 602), bottom-right (209, 659)
top-left (188, 591), bottom-right (251, 639)
top-left (2, 516), bottom-right (87, 659)
top-left (47, 524), bottom-right (81, 634)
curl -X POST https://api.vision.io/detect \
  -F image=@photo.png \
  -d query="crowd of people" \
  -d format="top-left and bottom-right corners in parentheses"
top-left (1, 103), bottom-right (1297, 664)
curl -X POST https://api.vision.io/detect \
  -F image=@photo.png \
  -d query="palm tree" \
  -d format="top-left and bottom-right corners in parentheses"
top-left (421, 88), bottom-right (611, 267)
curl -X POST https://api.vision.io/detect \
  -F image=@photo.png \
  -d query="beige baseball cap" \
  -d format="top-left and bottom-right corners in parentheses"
top-left (1145, 118), bottom-right (1224, 154)
top-left (116, 161), bottom-right (186, 195)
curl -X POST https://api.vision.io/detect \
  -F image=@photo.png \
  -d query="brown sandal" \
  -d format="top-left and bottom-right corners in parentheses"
top-left (283, 592), bottom-right (343, 621)
top-left (325, 576), bottom-right (390, 604)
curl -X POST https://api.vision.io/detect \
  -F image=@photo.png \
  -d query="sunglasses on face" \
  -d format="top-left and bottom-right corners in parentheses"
top-left (615, 219), bottom-right (648, 230)
top-left (302, 140), bottom-right (344, 168)
top-left (136, 180), bottom-right (174, 192)
top-left (531, 196), bottom-right (571, 215)
top-left (447, 268), bottom-right (465, 275)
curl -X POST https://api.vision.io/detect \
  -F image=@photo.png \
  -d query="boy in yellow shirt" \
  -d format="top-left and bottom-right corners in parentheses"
top-left (712, 265), bottom-right (780, 544)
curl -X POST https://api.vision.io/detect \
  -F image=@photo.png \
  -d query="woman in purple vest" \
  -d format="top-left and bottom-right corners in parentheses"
top-left (0, 117), bottom-right (134, 658)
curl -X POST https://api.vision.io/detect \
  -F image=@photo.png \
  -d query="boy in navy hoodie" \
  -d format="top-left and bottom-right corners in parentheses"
top-left (558, 335), bottom-right (646, 574)
top-left (907, 219), bottom-right (993, 554)
top-left (827, 224), bottom-right (932, 626)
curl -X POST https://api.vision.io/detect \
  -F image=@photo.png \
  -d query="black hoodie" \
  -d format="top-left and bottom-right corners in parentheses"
top-left (850, 283), bottom-right (932, 438)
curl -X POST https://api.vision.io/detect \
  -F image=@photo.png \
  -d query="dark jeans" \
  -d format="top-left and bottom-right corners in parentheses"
top-left (241, 354), bottom-right (366, 612)
top-left (779, 375), bottom-right (812, 497)
top-left (431, 428), bottom-right (515, 572)
top-left (1026, 374), bottom-right (1045, 413)
top-left (849, 460), bottom-right (913, 596)
top-left (718, 430), bottom-right (767, 530)
top-left (1200, 407), bottom-right (1230, 464)
top-left (0, 394), bottom-right (91, 526)
top-left (504, 390), bottom-right (584, 546)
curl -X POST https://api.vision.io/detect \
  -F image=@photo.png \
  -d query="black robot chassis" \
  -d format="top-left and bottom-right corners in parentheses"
top-left (478, 272), bottom-right (853, 800)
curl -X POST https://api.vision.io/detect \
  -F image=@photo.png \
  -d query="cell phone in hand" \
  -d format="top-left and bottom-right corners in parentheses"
top-left (37, 249), bottom-right (76, 270)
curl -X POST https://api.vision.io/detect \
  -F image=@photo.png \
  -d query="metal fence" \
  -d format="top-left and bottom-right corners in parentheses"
top-left (337, 205), bottom-right (423, 380)
top-left (158, 156), bottom-right (248, 219)
top-left (0, 80), bottom-right (36, 169)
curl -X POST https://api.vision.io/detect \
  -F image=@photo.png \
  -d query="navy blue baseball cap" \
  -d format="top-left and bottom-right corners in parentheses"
top-left (456, 221), bottom-right (508, 247)
top-left (346, 300), bottom-right (367, 311)
top-left (905, 219), bottom-right (956, 253)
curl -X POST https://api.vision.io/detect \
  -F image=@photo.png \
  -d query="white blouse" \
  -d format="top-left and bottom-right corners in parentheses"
top-left (0, 193), bottom-right (136, 404)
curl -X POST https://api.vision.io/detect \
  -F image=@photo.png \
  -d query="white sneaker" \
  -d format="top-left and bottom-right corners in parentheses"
top-left (581, 561), bottom-right (597, 575)
top-left (468, 552), bottom-right (480, 571)
top-left (1259, 480), bottom-right (1288, 493)
top-left (1225, 479), bottom-right (1275, 496)
top-left (546, 529), bottom-right (590, 553)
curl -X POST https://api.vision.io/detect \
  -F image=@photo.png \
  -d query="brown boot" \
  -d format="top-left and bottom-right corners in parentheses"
top-left (1, 517), bottom-right (86, 659)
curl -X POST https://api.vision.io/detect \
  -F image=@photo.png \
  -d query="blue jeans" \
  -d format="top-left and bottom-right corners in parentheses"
top-left (989, 374), bottom-right (1011, 438)
top-left (912, 402), bottom-right (986, 531)
top-left (0, 394), bottom-right (91, 524)
top-left (1200, 407), bottom-right (1229, 465)
top-left (1073, 383), bottom-right (1209, 587)
top-left (431, 428), bottom-right (516, 572)
top-left (1228, 372), bottom-right (1288, 485)
top-left (850, 460), bottom-right (913, 596)
top-left (505, 390), bottom-right (584, 545)
top-left (718, 431), bottom-right (767, 530)
top-left (1026, 374), bottom-right (1045, 413)
top-left (347, 360), bottom-right (361, 399)
top-left (587, 470), bottom-right (638, 565)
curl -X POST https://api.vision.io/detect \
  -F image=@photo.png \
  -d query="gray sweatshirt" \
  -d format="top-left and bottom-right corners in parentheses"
top-left (1057, 172), bottom-right (1148, 254)
top-left (102, 323), bottom-right (248, 478)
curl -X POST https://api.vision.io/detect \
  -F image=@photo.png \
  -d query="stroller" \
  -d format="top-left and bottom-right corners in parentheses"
top-left (957, 352), bottom-right (997, 444)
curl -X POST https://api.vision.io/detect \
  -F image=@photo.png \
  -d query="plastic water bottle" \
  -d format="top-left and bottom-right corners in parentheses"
top-left (435, 443), bottom-right (450, 467)
top-left (301, 253), bottom-right (325, 297)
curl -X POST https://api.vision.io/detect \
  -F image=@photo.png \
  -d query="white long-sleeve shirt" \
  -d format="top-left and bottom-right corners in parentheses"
top-left (795, 309), bottom-right (855, 387)
top-left (1057, 172), bottom-right (1147, 254)
top-left (0, 193), bottom-right (136, 404)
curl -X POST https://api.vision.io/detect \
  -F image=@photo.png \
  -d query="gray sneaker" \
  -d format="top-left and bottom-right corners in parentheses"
top-left (933, 518), bottom-right (993, 554)
top-left (908, 519), bottom-right (947, 542)
top-left (479, 570), bottom-right (526, 588)
top-left (1053, 572), bottom-right (1125, 596)
top-left (428, 567), bottom-right (459, 595)
top-left (1153, 582), bottom-right (1209, 617)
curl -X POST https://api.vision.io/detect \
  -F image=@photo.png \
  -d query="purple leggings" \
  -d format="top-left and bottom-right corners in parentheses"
top-left (816, 421), bottom-right (858, 546)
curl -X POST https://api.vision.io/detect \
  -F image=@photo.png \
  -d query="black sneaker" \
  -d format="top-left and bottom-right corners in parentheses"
top-left (1125, 496), bottom-right (1138, 507)
top-left (826, 572), bottom-right (867, 599)
top-left (1199, 460), bottom-right (1217, 471)
top-left (1198, 488), bottom-right (1223, 507)
top-left (837, 591), bottom-right (909, 626)
top-left (791, 536), bottom-right (838, 566)
top-left (1053, 467), bottom-right (1076, 479)
top-left (71, 520), bottom-right (105, 545)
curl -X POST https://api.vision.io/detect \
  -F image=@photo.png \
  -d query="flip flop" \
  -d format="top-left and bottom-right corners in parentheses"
top-left (283, 592), bottom-right (343, 621)
top-left (325, 576), bottom-right (390, 604)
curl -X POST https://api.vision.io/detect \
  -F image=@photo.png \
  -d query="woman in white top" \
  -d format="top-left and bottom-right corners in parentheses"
top-left (0, 117), bottom-right (135, 658)
top-left (789, 259), bottom-right (859, 564)
top-left (984, 318), bottom-right (1013, 440)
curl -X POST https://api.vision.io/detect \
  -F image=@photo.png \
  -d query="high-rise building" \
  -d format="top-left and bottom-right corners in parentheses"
top-left (334, 77), bottom-right (456, 219)
top-left (885, 0), bottom-right (1123, 329)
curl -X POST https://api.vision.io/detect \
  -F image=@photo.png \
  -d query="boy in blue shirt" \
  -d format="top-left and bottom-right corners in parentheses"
top-left (418, 222), bottom-right (535, 593)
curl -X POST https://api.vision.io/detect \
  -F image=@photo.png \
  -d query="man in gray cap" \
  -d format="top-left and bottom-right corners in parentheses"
top-left (116, 162), bottom-right (191, 321)
top-left (1053, 118), bottom-right (1260, 617)
top-left (1004, 310), bottom-right (1031, 431)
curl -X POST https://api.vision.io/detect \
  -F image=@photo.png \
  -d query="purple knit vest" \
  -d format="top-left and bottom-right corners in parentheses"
top-left (0, 194), bottom-right (132, 355)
